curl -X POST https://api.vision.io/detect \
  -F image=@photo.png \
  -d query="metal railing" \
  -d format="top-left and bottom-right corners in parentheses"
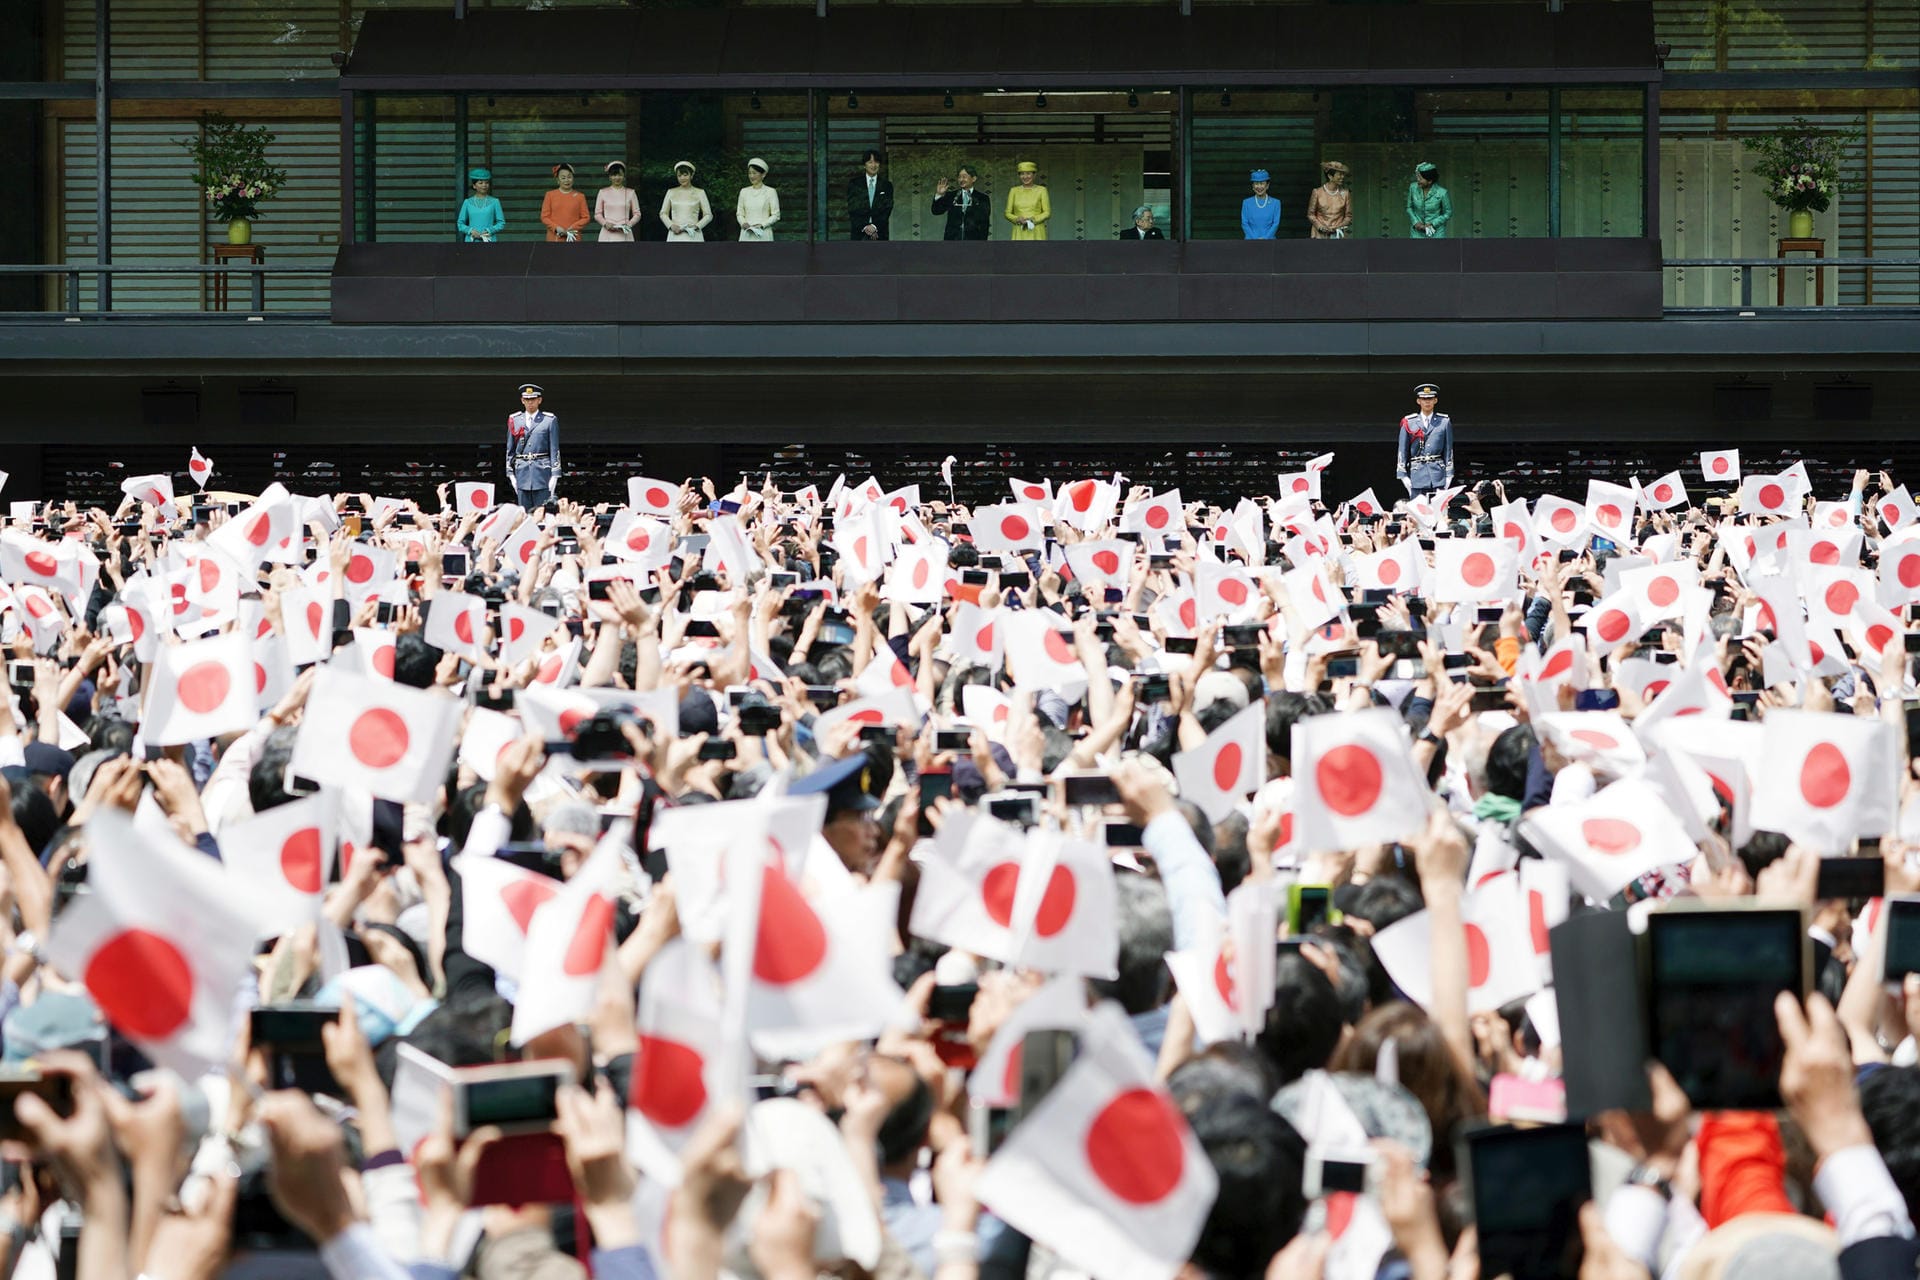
top-left (1663, 257), bottom-right (1920, 312)
top-left (0, 262), bottom-right (334, 317)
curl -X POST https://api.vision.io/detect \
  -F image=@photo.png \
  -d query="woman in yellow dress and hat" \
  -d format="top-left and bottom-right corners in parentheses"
top-left (1004, 161), bottom-right (1050, 241)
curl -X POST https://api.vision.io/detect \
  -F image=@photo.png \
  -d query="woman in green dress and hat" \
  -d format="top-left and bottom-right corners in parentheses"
top-left (1406, 162), bottom-right (1451, 239)
top-left (458, 168), bottom-right (506, 243)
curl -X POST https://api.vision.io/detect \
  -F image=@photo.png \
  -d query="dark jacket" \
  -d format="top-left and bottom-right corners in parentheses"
top-left (931, 187), bottom-right (991, 241)
top-left (847, 173), bottom-right (895, 240)
top-left (1118, 226), bottom-right (1166, 240)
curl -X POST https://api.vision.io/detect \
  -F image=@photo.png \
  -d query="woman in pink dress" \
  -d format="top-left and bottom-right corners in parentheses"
top-left (595, 162), bottom-right (641, 242)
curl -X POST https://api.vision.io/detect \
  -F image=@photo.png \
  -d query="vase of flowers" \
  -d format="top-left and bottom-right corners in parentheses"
top-left (1742, 116), bottom-right (1861, 240)
top-left (177, 112), bottom-right (289, 245)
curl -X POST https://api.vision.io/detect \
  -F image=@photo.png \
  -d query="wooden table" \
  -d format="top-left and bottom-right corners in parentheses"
top-left (210, 243), bottom-right (264, 311)
top-left (1776, 237), bottom-right (1824, 307)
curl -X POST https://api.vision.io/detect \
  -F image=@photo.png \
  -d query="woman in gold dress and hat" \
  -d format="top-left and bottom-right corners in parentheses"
top-left (1004, 161), bottom-right (1050, 241)
top-left (1308, 161), bottom-right (1353, 239)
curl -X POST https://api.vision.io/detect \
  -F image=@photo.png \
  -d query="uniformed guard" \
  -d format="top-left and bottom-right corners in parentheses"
top-left (506, 383), bottom-right (561, 509)
top-left (1396, 382), bottom-right (1454, 499)
top-left (792, 753), bottom-right (884, 875)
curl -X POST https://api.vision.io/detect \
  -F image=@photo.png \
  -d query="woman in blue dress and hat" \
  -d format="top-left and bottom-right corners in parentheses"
top-left (1242, 168), bottom-right (1281, 239)
top-left (458, 168), bottom-right (506, 243)
top-left (1407, 162), bottom-right (1452, 239)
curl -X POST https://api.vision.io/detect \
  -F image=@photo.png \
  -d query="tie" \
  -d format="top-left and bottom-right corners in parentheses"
top-left (960, 192), bottom-right (969, 210)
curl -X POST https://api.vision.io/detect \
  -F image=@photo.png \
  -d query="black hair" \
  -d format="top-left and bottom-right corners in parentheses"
top-left (1861, 1067), bottom-right (1920, 1223)
top-left (447, 781), bottom-right (535, 849)
top-left (957, 163), bottom-right (977, 179)
top-left (1086, 872), bottom-right (1174, 1015)
top-left (392, 632), bottom-right (443, 690)
top-left (1211, 811), bottom-right (1251, 896)
top-left (861, 149), bottom-right (884, 164)
top-left (248, 723), bottom-right (302, 814)
top-left (1254, 953), bottom-right (1343, 1086)
top-left (876, 1070), bottom-right (935, 1168)
top-left (1485, 724), bottom-right (1535, 803)
top-left (10, 784), bottom-right (58, 860)
top-left (1264, 692), bottom-right (1325, 773)
top-left (1186, 1092), bottom-right (1309, 1278)
top-left (1196, 700), bottom-right (1239, 735)
top-left (1346, 873), bottom-right (1424, 933)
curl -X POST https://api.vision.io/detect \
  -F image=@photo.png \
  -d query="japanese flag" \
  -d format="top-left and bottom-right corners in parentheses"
top-left (1643, 471), bottom-right (1689, 511)
top-left (1534, 711), bottom-right (1645, 778)
top-left (1167, 882), bottom-right (1278, 1045)
top-left (1063, 540), bottom-right (1132, 592)
top-left (1348, 488), bottom-right (1385, 520)
top-left (1518, 777), bottom-right (1699, 901)
top-left (961, 684), bottom-right (1013, 742)
top-left (969, 977), bottom-right (1091, 1108)
top-left (1533, 495), bottom-right (1588, 547)
top-left (972, 503), bottom-right (1046, 554)
top-left (1280, 561), bottom-right (1341, 630)
top-left (949, 602), bottom-right (1005, 670)
top-left (1581, 588), bottom-right (1643, 650)
top-left (1807, 567), bottom-right (1872, 631)
top-left (1370, 873), bottom-right (1541, 1014)
top-left (1877, 485), bottom-right (1916, 534)
top-left (13, 585), bottom-right (64, 652)
top-left (221, 793), bottom-right (332, 936)
top-left (1585, 480), bottom-right (1637, 542)
top-left (830, 504), bottom-right (888, 586)
top-left (528, 637), bottom-right (583, 689)
top-left (1054, 478), bottom-right (1118, 533)
top-left (145, 629), bottom-right (257, 745)
top-left (1004, 610), bottom-right (1086, 695)
top-left (606, 512), bottom-right (671, 570)
top-left (1173, 701), bottom-right (1266, 822)
top-left (289, 667), bottom-right (461, 805)
top-left (122, 473), bottom-right (175, 510)
top-left (1276, 470), bottom-right (1322, 503)
top-left (1846, 602), bottom-right (1902, 667)
top-left (1750, 709), bottom-right (1899, 853)
top-left (511, 829), bottom-right (626, 1045)
top-left (499, 517), bottom-right (543, 575)
top-left (857, 637), bottom-right (917, 701)
top-left (1521, 633), bottom-right (1588, 698)
top-left (1741, 473), bottom-right (1797, 518)
top-left (340, 543), bottom-right (395, 607)
top-left (812, 687), bottom-right (920, 741)
top-left (455, 482), bottom-right (496, 515)
top-left (1621, 561), bottom-right (1697, 625)
top-left (46, 809), bottom-right (255, 1077)
top-left (453, 852), bottom-right (562, 982)
top-left (626, 938), bottom-right (724, 1187)
top-left (884, 540), bottom-right (948, 605)
top-left (1355, 541), bottom-right (1419, 594)
top-left (1432, 538), bottom-right (1517, 603)
top-left (1122, 489), bottom-right (1183, 537)
top-left (1001, 830), bottom-right (1120, 978)
top-left (628, 477), bottom-right (682, 517)
top-left (187, 447), bottom-right (214, 490)
top-left (424, 591), bottom-right (487, 661)
top-left (499, 600), bottom-right (561, 667)
top-left (210, 487), bottom-right (299, 571)
top-left (1010, 477), bottom-right (1053, 505)
top-left (351, 627), bottom-right (398, 682)
top-left (0, 531), bottom-right (83, 600)
top-left (977, 1003), bottom-right (1217, 1280)
top-left (1701, 449), bottom-right (1740, 484)
top-left (1793, 525), bottom-right (1863, 573)
top-left (1195, 554), bottom-right (1260, 621)
top-left (910, 813), bottom-right (1044, 967)
top-left (1490, 499), bottom-right (1533, 563)
top-left (706, 514), bottom-right (762, 583)
top-left (1291, 708), bottom-right (1430, 852)
top-left (100, 598), bottom-right (158, 664)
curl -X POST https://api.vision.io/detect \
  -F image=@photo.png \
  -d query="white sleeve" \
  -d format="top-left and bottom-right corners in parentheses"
top-left (1812, 1144), bottom-right (1917, 1249)
top-left (1141, 811), bottom-right (1227, 952)
top-left (318, 1222), bottom-right (414, 1280)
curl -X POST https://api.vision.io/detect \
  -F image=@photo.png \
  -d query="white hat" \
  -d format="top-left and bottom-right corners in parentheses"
top-left (747, 157), bottom-right (768, 173)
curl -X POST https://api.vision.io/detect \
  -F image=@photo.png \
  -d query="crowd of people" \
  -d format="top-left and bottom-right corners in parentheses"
top-left (2, 428), bottom-right (1920, 1280)
top-left (457, 152), bottom-right (1404, 243)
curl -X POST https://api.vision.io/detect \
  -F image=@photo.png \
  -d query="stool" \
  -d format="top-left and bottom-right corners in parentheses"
top-left (210, 243), bottom-right (264, 311)
top-left (1775, 237), bottom-right (1824, 307)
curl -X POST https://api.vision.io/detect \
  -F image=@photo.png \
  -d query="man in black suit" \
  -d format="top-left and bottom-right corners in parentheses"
top-left (1118, 205), bottom-right (1165, 240)
top-left (931, 164), bottom-right (991, 241)
top-left (848, 149), bottom-right (894, 241)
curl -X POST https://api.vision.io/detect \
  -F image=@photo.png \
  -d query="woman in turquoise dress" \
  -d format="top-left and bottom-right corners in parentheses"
top-left (1406, 161), bottom-right (1452, 239)
top-left (458, 167), bottom-right (506, 243)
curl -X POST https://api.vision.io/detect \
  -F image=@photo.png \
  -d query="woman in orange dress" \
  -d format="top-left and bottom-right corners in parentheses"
top-left (540, 162), bottom-right (591, 243)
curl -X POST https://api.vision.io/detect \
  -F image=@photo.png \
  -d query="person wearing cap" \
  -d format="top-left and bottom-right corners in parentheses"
top-left (792, 753), bottom-right (883, 873)
top-left (848, 149), bottom-right (894, 241)
top-left (594, 162), bottom-right (640, 242)
top-left (735, 159), bottom-right (781, 242)
top-left (1005, 161), bottom-right (1050, 241)
top-left (540, 163), bottom-right (590, 243)
top-left (1308, 160), bottom-right (1353, 239)
top-left (1119, 205), bottom-right (1165, 240)
top-left (1396, 383), bottom-right (1454, 497)
top-left (931, 164), bottom-right (990, 241)
top-left (457, 168), bottom-right (504, 243)
top-left (1407, 161), bottom-right (1452, 238)
top-left (1242, 168), bottom-right (1281, 240)
top-left (506, 383), bottom-right (562, 508)
top-left (659, 161), bottom-right (713, 243)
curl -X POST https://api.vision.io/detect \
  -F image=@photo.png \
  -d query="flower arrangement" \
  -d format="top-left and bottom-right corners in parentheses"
top-left (177, 113), bottom-right (289, 222)
top-left (1742, 117), bottom-right (1861, 214)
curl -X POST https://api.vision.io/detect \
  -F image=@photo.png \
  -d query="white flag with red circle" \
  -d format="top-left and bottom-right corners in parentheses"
top-left (961, 684), bottom-right (1013, 742)
top-left (1004, 829), bottom-right (1119, 978)
top-left (1347, 488), bottom-right (1385, 520)
top-left (1433, 538), bottom-right (1517, 603)
top-left (278, 585), bottom-right (333, 667)
top-left (511, 829), bottom-right (626, 1045)
top-left (971, 502), bottom-right (1046, 554)
top-left (122, 473), bottom-right (176, 511)
top-left (1847, 601), bottom-right (1902, 667)
top-left (1009, 476), bottom-right (1053, 505)
top-left (289, 667), bottom-right (461, 805)
top-left (856, 637), bottom-right (918, 702)
top-left (1879, 529), bottom-right (1920, 608)
top-left (1120, 488), bottom-right (1183, 537)
top-left (1620, 560), bottom-right (1697, 625)
top-left (187, 447), bottom-right (214, 490)
top-left (976, 1003), bottom-right (1217, 1280)
top-left (1518, 777), bottom-right (1699, 901)
top-left (1533, 495), bottom-right (1589, 547)
top-left (1643, 471), bottom-right (1689, 511)
top-left (1355, 541), bottom-right (1419, 594)
top-left (1700, 449), bottom-right (1740, 484)
top-left (0, 531), bottom-right (84, 601)
top-left (1488, 499), bottom-right (1534, 565)
top-left (47, 810), bottom-right (256, 1077)
top-left (424, 591), bottom-right (487, 661)
top-left (627, 477), bottom-right (682, 517)
top-left (221, 792), bottom-right (333, 936)
top-left (1631, 648), bottom-right (1734, 738)
top-left (453, 481), bottom-right (496, 515)
top-left (210, 487), bottom-right (299, 572)
top-left (1534, 711), bottom-right (1645, 778)
top-left (605, 511), bottom-right (672, 571)
top-left (949, 602), bottom-right (1004, 670)
top-left (529, 636), bottom-right (583, 689)
top-left (1585, 480), bottom-right (1637, 542)
top-left (1004, 610), bottom-right (1087, 695)
top-left (1063, 540), bottom-right (1132, 592)
top-left (1750, 709), bottom-right (1899, 853)
top-left (1519, 633), bottom-right (1588, 698)
top-left (498, 516), bottom-right (544, 575)
top-left (1807, 567), bottom-right (1872, 631)
top-left (1581, 588), bottom-right (1643, 651)
top-left (1369, 872), bottom-right (1540, 1014)
top-left (829, 504), bottom-right (888, 586)
top-left (350, 627), bottom-right (398, 682)
top-left (1173, 701), bottom-right (1266, 822)
top-left (1276, 469), bottom-right (1322, 503)
top-left (883, 539), bottom-right (948, 605)
top-left (1789, 526), bottom-right (1862, 574)
top-left (968, 977), bottom-right (1090, 1108)
top-left (1281, 561), bottom-right (1341, 629)
top-left (100, 598), bottom-right (158, 664)
top-left (1877, 485), bottom-right (1916, 534)
top-left (1741, 473), bottom-right (1797, 518)
top-left (145, 629), bottom-right (257, 745)
top-left (453, 851), bottom-right (562, 982)
top-left (499, 600), bottom-right (561, 667)
top-left (457, 707), bottom-right (520, 782)
top-left (1054, 478), bottom-right (1118, 533)
top-left (626, 937), bottom-right (724, 1187)
top-left (1291, 707), bottom-right (1430, 852)
top-left (1195, 554), bottom-right (1260, 621)
top-left (812, 687), bottom-right (920, 741)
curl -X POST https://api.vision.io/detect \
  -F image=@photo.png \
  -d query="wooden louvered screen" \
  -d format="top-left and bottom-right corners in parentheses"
top-left (361, 99), bottom-right (458, 242)
top-left (1190, 111), bottom-right (1318, 240)
top-left (1653, 0), bottom-right (1916, 72)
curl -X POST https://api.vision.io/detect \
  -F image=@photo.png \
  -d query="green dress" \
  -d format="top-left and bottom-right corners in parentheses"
top-left (1406, 182), bottom-right (1452, 238)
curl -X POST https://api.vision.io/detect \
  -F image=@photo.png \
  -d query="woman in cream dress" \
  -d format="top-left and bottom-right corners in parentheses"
top-left (736, 158), bottom-right (780, 241)
top-left (594, 161), bottom-right (641, 242)
top-left (659, 161), bottom-right (713, 243)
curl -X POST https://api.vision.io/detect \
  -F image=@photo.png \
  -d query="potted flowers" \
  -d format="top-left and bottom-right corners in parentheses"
top-left (1742, 116), bottom-right (1862, 240)
top-left (178, 113), bottom-right (289, 245)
